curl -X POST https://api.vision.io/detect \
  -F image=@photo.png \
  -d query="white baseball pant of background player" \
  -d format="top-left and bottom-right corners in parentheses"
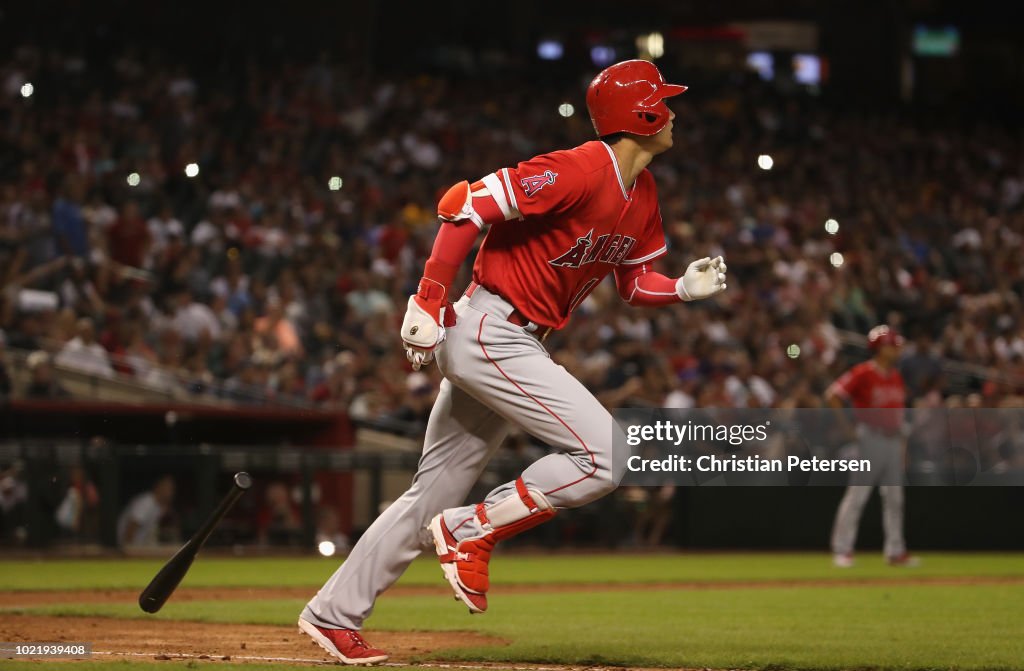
top-left (301, 285), bottom-right (626, 630)
top-left (831, 425), bottom-right (906, 559)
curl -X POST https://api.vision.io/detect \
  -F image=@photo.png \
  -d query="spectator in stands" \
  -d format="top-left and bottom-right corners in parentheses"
top-left (55, 317), bottom-right (115, 378)
top-left (54, 464), bottom-right (100, 540)
top-left (56, 257), bottom-right (106, 318)
top-left (724, 354), bottom-right (777, 407)
top-left (622, 484), bottom-right (676, 547)
top-left (344, 271), bottom-right (393, 320)
top-left (901, 333), bottom-right (944, 400)
top-left (141, 333), bottom-right (187, 396)
top-left (146, 202), bottom-right (185, 269)
top-left (0, 461), bottom-right (29, 545)
top-left (51, 176), bottom-right (89, 259)
top-left (106, 200), bottom-right (151, 269)
top-left (81, 191), bottom-right (118, 250)
top-left (256, 481), bottom-right (302, 546)
top-left (270, 359), bottom-right (305, 401)
top-left (254, 296), bottom-right (303, 358)
top-left (0, 44), bottom-right (1021, 417)
top-left (24, 350), bottom-right (70, 399)
top-left (209, 254), bottom-right (252, 318)
top-left (0, 331), bottom-right (11, 399)
top-left (384, 371), bottom-right (436, 429)
top-left (2, 187), bottom-right (53, 268)
top-left (117, 474), bottom-right (177, 547)
top-left (309, 350), bottom-right (358, 407)
top-left (348, 378), bottom-right (389, 422)
top-left (169, 285), bottom-right (221, 343)
top-left (222, 358), bottom-right (269, 404)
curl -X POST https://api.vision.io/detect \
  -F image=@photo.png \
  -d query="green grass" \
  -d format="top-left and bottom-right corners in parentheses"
top-left (2, 552), bottom-right (1023, 591)
top-left (8, 585), bottom-right (1024, 670)
top-left (2, 553), bottom-right (1023, 670)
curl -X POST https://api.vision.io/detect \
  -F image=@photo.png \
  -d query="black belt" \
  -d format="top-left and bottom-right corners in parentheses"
top-left (465, 282), bottom-right (554, 342)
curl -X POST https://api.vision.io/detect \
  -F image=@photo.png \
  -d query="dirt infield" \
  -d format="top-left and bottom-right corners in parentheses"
top-left (0, 614), bottom-right (505, 665)
top-left (0, 614), bottom-right (693, 670)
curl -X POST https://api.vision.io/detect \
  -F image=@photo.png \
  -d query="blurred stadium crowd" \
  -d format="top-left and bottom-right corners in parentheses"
top-left (1, 44), bottom-right (1024, 430)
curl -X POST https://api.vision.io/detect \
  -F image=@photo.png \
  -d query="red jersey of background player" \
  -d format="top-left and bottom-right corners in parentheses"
top-left (828, 361), bottom-right (906, 434)
top-left (472, 140), bottom-right (668, 329)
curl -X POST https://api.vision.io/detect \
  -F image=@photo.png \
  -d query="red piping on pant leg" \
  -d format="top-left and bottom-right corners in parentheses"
top-left (476, 314), bottom-right (597, 497)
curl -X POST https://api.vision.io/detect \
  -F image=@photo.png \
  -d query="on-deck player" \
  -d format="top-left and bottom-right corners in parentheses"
top-left (298, 59), bottom-right (728, 664)
top-left (828, 325), bottom-right (919, 568)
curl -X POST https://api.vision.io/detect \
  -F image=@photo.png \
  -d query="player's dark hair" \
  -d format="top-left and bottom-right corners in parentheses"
top-left (600, 133), bottom-right (628, 145)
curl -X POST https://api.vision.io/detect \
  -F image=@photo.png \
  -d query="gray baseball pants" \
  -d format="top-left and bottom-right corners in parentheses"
top-left (302, 286), bottom-right (624, 629)
top-left (830, 425), bottom-right (907, 558)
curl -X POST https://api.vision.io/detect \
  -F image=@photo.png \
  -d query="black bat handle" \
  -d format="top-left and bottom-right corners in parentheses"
top-left (191, 471), bottom-right (252, 548)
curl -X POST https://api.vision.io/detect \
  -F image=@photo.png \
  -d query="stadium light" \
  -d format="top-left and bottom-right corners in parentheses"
top-left (537, 40), bottom-right (563, 61)
top-left (590, 46), bottom-right (616, 67)
top-left (793, 54), bottom-right (822, 86)
top-left (747, 52), bottom-right (774, 81)
top-left (636, 32), bottom-right (664, 60)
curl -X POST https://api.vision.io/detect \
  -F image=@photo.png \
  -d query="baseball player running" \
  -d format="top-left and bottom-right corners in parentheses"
top-left (298, 60), bottom-right (727, 664)
top-left (828, 325), bottom-right (919, 568)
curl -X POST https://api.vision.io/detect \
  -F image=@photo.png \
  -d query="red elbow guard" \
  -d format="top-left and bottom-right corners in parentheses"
top-left (437, 180), bottom-right (473, 222)
top-left (438, 179), bottom-right (505, 227)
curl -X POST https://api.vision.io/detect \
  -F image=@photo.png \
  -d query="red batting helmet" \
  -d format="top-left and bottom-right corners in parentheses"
top-left (586, 59), bottom-right (688, 137)
top-left (867, 325), bottom-right (905, 350)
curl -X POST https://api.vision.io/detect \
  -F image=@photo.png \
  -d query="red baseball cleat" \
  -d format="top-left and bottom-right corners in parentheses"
top-left (297, 618), bottom-right (389, 665)
top-left (887, 553), bottom-right (921, 567)
top-left (429, 513), bottom-right (492, 614)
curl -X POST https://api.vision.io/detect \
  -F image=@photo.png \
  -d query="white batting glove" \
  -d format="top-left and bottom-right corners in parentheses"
top-left (401, 295), bottom-right (446, 370)
top-left (675, 256), bottom-right (728, 301)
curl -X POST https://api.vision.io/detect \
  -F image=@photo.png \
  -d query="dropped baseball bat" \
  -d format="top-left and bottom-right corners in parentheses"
top-left (138, 471), bottom-right (253, 613)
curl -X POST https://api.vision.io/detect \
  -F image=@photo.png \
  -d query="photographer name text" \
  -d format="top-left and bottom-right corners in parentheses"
top-left (626, 454), bottom-right (870, 473)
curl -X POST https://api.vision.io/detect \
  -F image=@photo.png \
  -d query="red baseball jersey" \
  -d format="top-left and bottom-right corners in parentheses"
top-left (473, 141), bottom-right (668, 329)
top-left (828, 361), bottom-right (906, 434)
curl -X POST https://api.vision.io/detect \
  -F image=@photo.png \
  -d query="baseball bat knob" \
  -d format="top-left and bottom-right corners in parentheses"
top-left (234, 472), bottom-right (253, 490)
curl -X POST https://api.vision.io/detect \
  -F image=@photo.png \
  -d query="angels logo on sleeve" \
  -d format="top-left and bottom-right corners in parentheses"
top-left (520, 170), bottom-right (558, 197)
